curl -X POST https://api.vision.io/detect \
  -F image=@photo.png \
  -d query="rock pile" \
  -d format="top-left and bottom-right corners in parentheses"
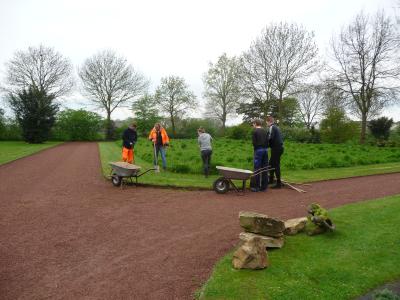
top-left (233, 206), bottom-right (334, 270)
top-left (233, 212), bottom-right (309, 270)
top-left (233, 211), bottom-right (285, 269)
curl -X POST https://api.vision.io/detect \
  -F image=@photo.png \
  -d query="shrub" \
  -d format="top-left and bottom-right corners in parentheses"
top-left (280, 126), bottom-right (309, 143)
top-left (320, 108), bottom-right (359, 144)
top-left (167, 118), bottom-right (219, 139)
top-left (52, 109), bottom-right (103, 141)
top-left (0, 118), bottom-right (23, 140)
top-left (226, 123), bottom-right (252, 139)
top-left (387, 126), bottom-right (400, 147)
top-left (368, 117), bottom-right (394, 141)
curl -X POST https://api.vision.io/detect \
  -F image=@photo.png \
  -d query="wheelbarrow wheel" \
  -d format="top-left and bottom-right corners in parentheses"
top-left (213, 177), bottom-right (230, 194)
top-left (112, 175), bottom-right (122, 187)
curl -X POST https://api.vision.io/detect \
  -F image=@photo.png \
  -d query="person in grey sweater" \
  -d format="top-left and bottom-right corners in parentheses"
top-left (197, 127), bottom-right (213, 177)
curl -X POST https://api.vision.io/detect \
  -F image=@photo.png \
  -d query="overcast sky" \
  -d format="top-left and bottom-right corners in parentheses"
top-left (0, 0), bottom-right (399, 122)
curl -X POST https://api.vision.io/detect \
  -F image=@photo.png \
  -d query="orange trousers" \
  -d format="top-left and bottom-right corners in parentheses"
top-left (122, 147), bottom-right (134, 164)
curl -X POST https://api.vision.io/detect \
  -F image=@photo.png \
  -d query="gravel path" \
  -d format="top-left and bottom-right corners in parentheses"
top-left (1, 142), bottom-right (399, 300)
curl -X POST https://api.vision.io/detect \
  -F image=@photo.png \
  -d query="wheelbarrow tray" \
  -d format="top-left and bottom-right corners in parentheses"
top-left (214, 166), bottom-right (273, 194)
top-left (109, 162), bottom-right (141, 177)
top-left (216, 166), bottom-right (253, 180)
top-left (108, 162), bottom-right (156, 187)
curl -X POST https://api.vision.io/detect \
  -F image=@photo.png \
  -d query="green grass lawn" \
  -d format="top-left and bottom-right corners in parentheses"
top-left (99, 140), bottom-right (400, 188)
top-left (133, 138), bottom-right (400, 174)
top-left (197, 194), bottom-right (400, 299)
top-left (0, 141), bottom-right (62, 165)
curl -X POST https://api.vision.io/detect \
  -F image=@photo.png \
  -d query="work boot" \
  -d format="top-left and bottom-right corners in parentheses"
top-left (269, 176), bottom-right (275, 185)
top-left (271, 180), bottom-right (282, 189)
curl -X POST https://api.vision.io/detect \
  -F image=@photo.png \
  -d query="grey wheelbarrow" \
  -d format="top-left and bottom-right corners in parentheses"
top-left (213, 166), bottom-right (273, 194)
top-left (109, 162), bottom-right (156, 187)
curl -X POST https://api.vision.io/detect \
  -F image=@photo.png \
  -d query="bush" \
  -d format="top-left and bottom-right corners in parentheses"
top-left (226, 123), bottom-right (252, 139)
top-left (387, 124), bottom-right (400, 147)
top-left (0, 118), bottom-right (23, 140)
top-left (320, 108), bottom-right (359, 144)
top-left (279, 125), bottom-right (321, 143)
top-left (52, 109), bottom-right (103, 141)
top-left (166, 118), bottom-right (219, 139)
top-left (368, 117), bottom-right (394, 141)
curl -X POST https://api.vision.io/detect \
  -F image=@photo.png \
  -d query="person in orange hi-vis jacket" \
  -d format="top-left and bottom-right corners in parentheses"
top-left (148, 123), bottom-right (170, 170)
top-left (122, 123), bottom-right (137, 164)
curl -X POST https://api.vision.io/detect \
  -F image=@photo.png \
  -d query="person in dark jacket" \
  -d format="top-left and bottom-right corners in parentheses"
top-left (122, 123), bottom-right (138, 164)
top-left (266, 116), bottom-right (284, 188)
top-left (251, 119), bottom-right (269, 192)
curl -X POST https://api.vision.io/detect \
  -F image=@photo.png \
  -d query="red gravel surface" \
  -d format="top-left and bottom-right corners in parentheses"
top-left (1, 142), bottom-right (400, 300)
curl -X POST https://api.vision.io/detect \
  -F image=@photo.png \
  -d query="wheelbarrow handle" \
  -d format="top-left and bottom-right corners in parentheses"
top-left (136, 168), bottom-right (157, 178)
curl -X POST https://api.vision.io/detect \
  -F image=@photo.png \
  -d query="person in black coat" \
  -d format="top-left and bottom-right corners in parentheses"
top-left (122, 123), bottom-right (137, 164)
top-left (251, 119), bottom-right (269, 192)
top-left (266, 116), bottom-right (284, 188)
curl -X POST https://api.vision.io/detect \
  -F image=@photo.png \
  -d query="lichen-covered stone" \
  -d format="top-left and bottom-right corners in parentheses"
top-left (239, 232), bottom-right (284, 248)
top-left (306, 203), bottom-right (335, 235)
top-left (232, 237), bottom-right (269, 269)
top-left (239, 211), bottom-right (285, 237)
top-left (284, 217), bottom-right (307, 235)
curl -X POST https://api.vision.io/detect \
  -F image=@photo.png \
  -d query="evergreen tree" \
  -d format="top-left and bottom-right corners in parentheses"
top-left (368, 117), bottom-right (394, 141)
top-left (9, 86), bottom-right (58, 143)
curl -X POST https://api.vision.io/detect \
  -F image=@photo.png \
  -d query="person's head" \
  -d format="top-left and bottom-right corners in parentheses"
top-left (266, 115), bottom-right (275, 126)
top-left (154, 123), bottom-right (161, 131)
top-left (129, 122), bottom-right (137, 130)
top-left (252, 119), bottom-right (262, 128)
top-left (197, 127), bottom-right (205, 135)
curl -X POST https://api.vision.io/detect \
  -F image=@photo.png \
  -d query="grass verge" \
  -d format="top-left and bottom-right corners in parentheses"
top-left (197, 194), bottom-right (400, 299)
top-left (0, 141), bottom-right (62, 165)
top-left (98, 141), bottom-right (217, 188)
top-left (98, 141), bottom-right (400, 188)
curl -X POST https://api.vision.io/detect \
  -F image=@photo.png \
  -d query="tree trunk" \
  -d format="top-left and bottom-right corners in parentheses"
top-left (360, 112), bottom-right (367, 144)
top-left (221, 111), bottom-right (226, 135)
top-left (106, 110), bottom-right (113, 140)
top-left (278, 91), bottom-right (284, 122)
top-left (170, 114), bottom-right (176, 138)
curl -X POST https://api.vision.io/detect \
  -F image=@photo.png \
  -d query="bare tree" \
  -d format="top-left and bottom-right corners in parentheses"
top-left (79, 50), bottom-right (148, 139)
top-left (267, 22), bottom-right (320, 119)
top-left (238, 34), bottom-right (275, 119)
top-left (3, 45), bottom-right (73, 97)
top-left (203, 53), bottom-right (241, 132)
top-left (154, 76), bottom-right (197, 137)
top-left (321, 82), bottom-right (347, 113)
top-left (239, 22), bottom-right (319, 121)
top-left (296, 85), bottom-right (324, 129)
top-left (330, 11), bottom-right (400, 143)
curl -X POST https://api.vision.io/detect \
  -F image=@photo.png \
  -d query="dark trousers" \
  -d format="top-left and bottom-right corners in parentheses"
top-left (252, 148), bottom-right (268, 190)
top-left (201, 149), bottom-right (212, 176)
top-left (269, 147), bottom-right (284, 182)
